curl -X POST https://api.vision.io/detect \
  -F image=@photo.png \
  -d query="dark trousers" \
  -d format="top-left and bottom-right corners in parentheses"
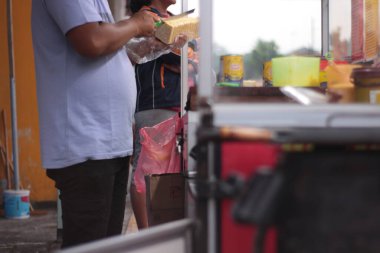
top-left (46, 157), bottom-right (130, 248)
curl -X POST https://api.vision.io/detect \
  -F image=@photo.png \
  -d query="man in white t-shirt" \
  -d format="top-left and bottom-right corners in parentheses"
top-left (31, 0), bottom-right (158, 248)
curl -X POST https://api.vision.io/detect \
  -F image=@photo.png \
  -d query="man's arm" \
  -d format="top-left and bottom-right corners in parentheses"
top-left (66, 11), bottom-right (159, 58)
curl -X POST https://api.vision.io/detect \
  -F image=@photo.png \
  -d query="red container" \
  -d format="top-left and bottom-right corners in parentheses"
top-left (219, 142), bottom-right (280, 253)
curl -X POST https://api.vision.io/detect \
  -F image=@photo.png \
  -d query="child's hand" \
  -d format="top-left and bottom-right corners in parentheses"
top-left (171, 34), bottom-right (188, 49)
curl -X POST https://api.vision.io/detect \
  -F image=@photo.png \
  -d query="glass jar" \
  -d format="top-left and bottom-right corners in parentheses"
top-left (351, 67), bottom-right (380, 104)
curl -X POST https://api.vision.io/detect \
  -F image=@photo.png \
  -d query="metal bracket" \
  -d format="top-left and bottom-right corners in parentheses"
top-left (195, 174), bottom-right (244, 199)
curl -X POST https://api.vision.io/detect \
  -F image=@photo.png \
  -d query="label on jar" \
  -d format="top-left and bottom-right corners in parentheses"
top-left (220, 55), bottom-right (244, 84)
top-left (369, 90), bottom-right (380, 104)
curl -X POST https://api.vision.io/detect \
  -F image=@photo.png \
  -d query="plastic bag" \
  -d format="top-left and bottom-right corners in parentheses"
top-left (126, 36), bottom-right (172, 64)
top-left (134, 114), bottom-right (181, 193)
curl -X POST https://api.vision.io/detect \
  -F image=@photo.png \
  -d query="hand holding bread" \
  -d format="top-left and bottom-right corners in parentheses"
top-left (129, 10), bottom-right (160, 37)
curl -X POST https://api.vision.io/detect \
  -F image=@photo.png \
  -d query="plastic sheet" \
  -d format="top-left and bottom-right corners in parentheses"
top-left (126, 36), bottom-right (172, 64)
top-left (134, 114), bottom-right (181, 193)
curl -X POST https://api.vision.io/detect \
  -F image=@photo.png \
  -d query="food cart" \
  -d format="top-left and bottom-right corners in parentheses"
top-left (184, 1), bottom-right (380, 253)
top-left (61, 1), bottom-right (380, 252)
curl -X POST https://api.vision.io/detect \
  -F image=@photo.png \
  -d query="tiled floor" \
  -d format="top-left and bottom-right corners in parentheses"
top-left (0, 167), bottom-right (140, 252)
top-left (0, 197), bottom-right (139, 253)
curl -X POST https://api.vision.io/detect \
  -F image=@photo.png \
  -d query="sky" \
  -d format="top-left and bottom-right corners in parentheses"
top-left (169, 0), bottom-right (322, 54)
top-left (329, 0), bottom-right (351, 40)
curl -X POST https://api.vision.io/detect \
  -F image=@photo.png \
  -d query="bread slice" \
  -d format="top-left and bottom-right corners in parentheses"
top-left (155, 16), bottom-right (199, 44)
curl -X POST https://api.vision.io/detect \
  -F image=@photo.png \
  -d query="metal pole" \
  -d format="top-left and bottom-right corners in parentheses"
top-left (321, 0), bottom-right (329, 56)
top-left (198, 0), bottom-right (213, 102)
top-left (7, 0), bottom-right (20, 190)
top-left (180, 0), bottom-right (189, 117)
top-left (207, 142), bottom-right (217, 253)
top-left (1, 110), bottom-right (11, 189)
top-left (198, 2), bottom-right (217, 253)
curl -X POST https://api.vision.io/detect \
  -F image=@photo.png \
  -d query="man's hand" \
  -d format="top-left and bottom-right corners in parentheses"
top-left (66, 11), bottom-right (159, 58)
top-left (129, 10), bottom-right (160, 37)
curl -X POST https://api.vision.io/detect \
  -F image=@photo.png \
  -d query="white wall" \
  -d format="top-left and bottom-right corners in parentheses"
top-left (108, 0), bottom-right (127, 21)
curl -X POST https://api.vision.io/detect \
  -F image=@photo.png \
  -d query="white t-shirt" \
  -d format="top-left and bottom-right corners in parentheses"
top-left (32, 0), bottom-right (136, 169)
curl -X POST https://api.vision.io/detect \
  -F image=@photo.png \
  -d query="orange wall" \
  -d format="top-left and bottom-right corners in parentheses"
top-left (0, 1), bottom-right (56, 202)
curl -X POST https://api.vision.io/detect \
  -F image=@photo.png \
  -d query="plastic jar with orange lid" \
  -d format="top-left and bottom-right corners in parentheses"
top-left (351, 67), bottom-right (380, 104)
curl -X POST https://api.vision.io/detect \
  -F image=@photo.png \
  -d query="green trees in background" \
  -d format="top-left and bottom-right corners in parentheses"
top-left (212, 40), bottom-right (281, 81)
top-left (244, 39), bottom-right (281, 80)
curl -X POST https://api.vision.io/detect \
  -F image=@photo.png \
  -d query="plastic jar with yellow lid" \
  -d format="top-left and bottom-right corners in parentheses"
top-left (325, 64), bottom-right (361, 103)
top-left (351, 67), bottom-right (380, 104)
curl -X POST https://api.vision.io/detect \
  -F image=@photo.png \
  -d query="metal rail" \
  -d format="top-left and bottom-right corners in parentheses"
top-left (7, 0), bottom-right (20, 191)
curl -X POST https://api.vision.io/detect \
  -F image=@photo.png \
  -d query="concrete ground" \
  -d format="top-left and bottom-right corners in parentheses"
top-left (0, 198), bottom-right (138, 253)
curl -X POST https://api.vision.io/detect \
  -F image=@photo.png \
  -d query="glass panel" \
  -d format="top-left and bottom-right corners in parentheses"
top-left (329, 0), bottom-right (352, 61)
top-left (169, 0), bottom-right (199, 106)
top-left (213, 0), bottom-right (321, 80)
top-left (181, 0), bottom-right (380, 105)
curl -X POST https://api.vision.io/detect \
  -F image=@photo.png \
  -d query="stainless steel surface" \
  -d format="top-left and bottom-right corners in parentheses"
top-left (212, 104), bottom-right (380, 128)
top-left (60, 219), bottom-right (195, 253)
